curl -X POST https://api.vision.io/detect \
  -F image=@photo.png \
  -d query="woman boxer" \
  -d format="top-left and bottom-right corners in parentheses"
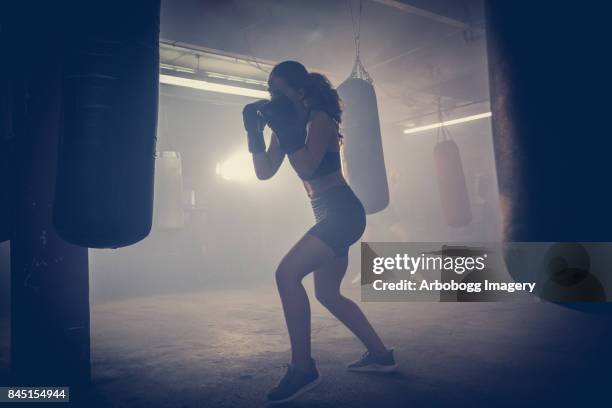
top-left (242, 61), bottom-right (396, 404)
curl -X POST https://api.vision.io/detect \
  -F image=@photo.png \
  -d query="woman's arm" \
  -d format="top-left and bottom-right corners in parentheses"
top-left (252, 133), bottom-right (285, 180)
top-left (286, 111), bottom-right (334, 179)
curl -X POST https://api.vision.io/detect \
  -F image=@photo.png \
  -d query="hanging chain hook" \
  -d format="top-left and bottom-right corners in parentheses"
top-left (348, 0), bottom-right (372, 83)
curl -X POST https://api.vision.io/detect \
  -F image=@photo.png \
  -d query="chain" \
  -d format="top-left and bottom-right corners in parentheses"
top-left (348, 0), bottom-right (372, 83)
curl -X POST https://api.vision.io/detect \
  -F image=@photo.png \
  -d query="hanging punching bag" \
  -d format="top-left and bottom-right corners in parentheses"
top-left (0, 64), bottom-right (11, 243)
top-left (0, 9), bottom-right (14, 244)
top-left (153, 151), bottom-right (185, 231)
top-left (53, 0), bottom-right (160, 248)
top-left (338, 76), bottom-right (389, 214)
top-left (486, 3), bottom-right (612, 310)
top-left (339, 0), bottom-right (389, 214)
top-left (434, 138), bottom-right (472, 228)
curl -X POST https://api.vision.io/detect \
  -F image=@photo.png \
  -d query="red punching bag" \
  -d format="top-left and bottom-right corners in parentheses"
top-left (434, 130), bottom-right (472, 228)
top-left (53, 1), bottom-right (160, 248)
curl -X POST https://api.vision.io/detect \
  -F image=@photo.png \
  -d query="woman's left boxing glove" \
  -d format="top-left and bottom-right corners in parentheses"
top-left (242, 99), bottom-right (269, 153)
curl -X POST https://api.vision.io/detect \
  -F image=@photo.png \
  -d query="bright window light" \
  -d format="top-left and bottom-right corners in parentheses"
top-left (160, 74), bottom-right (269, 99)
top-left (403, 111), bottom-right (492, 134)
top-left (215, 151), bottom-right (257, 182)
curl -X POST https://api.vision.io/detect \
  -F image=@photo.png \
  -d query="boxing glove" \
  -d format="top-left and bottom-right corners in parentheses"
top-left (259, 94), bottom-right (306, 154)
top-left (242, 99), bottom-right (269, 153)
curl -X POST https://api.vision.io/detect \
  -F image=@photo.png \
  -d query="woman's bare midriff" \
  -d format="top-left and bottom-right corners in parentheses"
top-left (303, 170), bottom-right (348, 199)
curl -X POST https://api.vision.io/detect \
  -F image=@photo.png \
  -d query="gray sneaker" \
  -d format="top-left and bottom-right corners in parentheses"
top-left (266, 361), bottom-right (322, 404)
top-left (347, 349), bottom-right (398, 373)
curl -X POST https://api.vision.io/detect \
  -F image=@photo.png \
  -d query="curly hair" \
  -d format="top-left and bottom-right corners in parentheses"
top-left (305, 72), bottom-right (342, 127)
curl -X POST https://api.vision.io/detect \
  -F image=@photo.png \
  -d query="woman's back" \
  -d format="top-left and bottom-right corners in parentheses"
top-left (302, 109), bottom-right (347, 198)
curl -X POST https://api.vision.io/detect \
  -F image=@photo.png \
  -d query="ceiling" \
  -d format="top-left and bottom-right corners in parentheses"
top-left (159, 0), bottom-right (488, 127)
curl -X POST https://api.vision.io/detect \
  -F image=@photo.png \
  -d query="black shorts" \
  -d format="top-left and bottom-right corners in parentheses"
top-left (307, 185), bottom-right (366, 258)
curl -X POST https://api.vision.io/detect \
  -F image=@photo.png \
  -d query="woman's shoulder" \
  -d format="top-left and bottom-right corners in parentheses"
top-left (308, 109), bottom-right (336, 128)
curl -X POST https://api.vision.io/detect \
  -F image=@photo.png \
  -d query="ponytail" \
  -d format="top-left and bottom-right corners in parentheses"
top-left (305, 72), bottom-right (343, 128)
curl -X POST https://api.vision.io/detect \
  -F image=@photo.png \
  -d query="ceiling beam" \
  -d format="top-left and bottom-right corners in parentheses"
top-left (160, 38), bottom-right (277, 70)
top-left (368, 0), bottom-right (471, 29)
top-left (159, 38), bottom-right (346, 85)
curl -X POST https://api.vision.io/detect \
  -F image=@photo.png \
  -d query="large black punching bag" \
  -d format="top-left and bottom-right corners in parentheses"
top-left (0, 10), bottom-right (14, 243)
top-left (53, 0), bottom-right (160, 248)
top-left (486, 2), bottom-right (611, 243)
top-left (338, 76), bottom-right (389, 214)
top-left (486, 3), bottom-right (612, 309)
top-left (0, 69), bottom-right (12, 243)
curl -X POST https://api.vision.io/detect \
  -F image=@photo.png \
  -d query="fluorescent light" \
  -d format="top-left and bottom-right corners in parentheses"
top-left (403, 111), bottom-right (492, 134)
top-left (160, 63), bottom-right (196, 74)
top-left (160, 74), bottom-right (269, 99)
top-left (215, 151), bottom-right (257, 182)
top-left (206, 72), bottom-right (267, 87)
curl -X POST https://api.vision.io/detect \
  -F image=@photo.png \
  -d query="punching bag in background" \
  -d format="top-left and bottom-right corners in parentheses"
top-left (338, 76), bottom-right (389, 214)
top-left (53, 1), bottom-right (161, 248)
top-left (153, 151), bottom-right (185, 231)
top-left (434, 135), bottom-right (472, 228)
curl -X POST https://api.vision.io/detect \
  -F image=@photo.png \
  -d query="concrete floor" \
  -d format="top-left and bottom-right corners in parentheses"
top-left (2, 284), bottom-right (612, 407)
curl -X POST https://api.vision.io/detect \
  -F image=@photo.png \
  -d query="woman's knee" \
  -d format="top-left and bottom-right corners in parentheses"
top-left (315, 288), bottom-right (342, 309)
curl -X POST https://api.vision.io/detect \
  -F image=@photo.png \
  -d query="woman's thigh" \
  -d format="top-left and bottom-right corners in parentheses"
top-left (276, 232), bottom-right (337, 283)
